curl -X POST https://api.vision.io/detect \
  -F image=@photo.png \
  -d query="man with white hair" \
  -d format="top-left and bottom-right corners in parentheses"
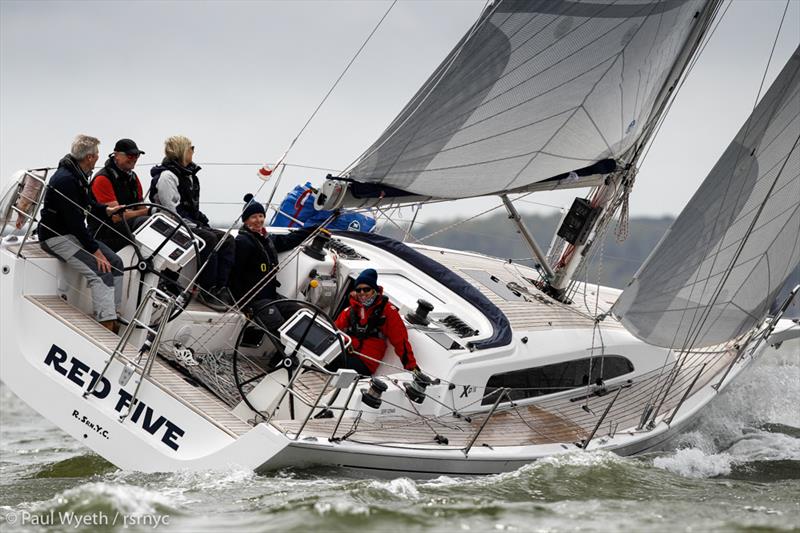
top-left (38, 135), bottom-right (124, 332)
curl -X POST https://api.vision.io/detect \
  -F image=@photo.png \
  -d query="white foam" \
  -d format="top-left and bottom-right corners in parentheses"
top-left (421, 475), bottom-right (461, 487)
top-left (726, 432), bottom-right (800, 462)
top-left (676, 346), bottom-right (800, 456)
top-left (653, 448), bottom-right (733, 478)
top-left (313, 499), bottom-right (369, 516)
top-left (368, 477), bottom-right (420, 499)
top-left (536, 449), bottom-right (624, 468)
top-left (167, 467), bottom-right (256, 491)
top-left (36, 482), bottom-right (177, 515)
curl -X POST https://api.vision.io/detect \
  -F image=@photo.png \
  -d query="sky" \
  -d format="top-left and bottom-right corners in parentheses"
top-left (1, 0), bottom-right (798, 228)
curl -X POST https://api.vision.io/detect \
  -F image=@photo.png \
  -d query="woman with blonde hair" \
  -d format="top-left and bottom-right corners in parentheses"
top-left (149, 135), bottom-right (235, 311)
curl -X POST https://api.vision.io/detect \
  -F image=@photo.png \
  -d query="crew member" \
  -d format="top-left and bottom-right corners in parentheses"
top-left (38, 135), bottom-right (124, 332)
top-left (89, 138), bottom-right (149, 251)
top-left (232, 193), bottom-right (315, 333)
top-left (150, 135), bottom-right (235, 310)
top-left (332, 268), bottom-right (419, 376)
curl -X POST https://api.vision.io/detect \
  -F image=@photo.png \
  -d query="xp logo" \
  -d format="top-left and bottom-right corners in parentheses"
top-left (347, 220), bottom-right (361, 231)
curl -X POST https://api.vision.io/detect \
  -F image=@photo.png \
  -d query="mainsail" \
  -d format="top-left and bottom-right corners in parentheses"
top-left (614, 46), bottom-right (800, 350)
top-left (344, 0), bottom-right (717, 200)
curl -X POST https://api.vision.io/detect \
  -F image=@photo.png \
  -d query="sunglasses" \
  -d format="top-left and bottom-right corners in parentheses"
top-left (354, 286), bottom-right (374, 293)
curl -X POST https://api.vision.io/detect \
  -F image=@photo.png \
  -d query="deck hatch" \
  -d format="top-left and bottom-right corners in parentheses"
top-left (461, 269), bottom-right (524, 302)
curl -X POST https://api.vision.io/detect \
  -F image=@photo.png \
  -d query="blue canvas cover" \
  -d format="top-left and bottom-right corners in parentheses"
top-left (271, 182), bottom-right (376, 232)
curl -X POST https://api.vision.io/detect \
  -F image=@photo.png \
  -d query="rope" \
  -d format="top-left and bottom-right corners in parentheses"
top-left (271, 0), bottom-right (399, 177)
top-left (614, 176), bottom-right (633, 242)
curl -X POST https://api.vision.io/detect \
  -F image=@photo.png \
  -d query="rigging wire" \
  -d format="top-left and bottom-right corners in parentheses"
top-left (635, 0), bottom-right (732, 166)
top-left (268, 0), bottom-right (399, 174)
top-left (416, 192), bottom-right (534, 243)
top-left (338, 0), bottom-right (494, 177)
top-left (753, 0), bottom-right (792, 108)
top-left (664, 2), bottom-right (795, 356)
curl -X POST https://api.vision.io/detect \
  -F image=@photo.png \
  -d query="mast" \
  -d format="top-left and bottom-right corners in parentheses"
top-left (500, 194), bottom-right (555, 280)
top-left (544, 0), bottom-right (723, 299)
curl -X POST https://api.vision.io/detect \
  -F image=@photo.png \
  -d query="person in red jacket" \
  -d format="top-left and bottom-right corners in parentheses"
top-left (332, 268), bottom-right (419, 376)
top-left (88, 138), bottom-right (150, 251)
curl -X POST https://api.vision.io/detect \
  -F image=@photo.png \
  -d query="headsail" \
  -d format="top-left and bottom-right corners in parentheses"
top-left (343, 0), bottom-right (715, 201)
top-left (614, 47), bottom-right (800, 350)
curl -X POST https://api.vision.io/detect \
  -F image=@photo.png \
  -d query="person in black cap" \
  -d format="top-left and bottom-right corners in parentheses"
top-left (231, 193), bottom-right (316, 336)
top-left (88, 138), bottom-right (150, 251)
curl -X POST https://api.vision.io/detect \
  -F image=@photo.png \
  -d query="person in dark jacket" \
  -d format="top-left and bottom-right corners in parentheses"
top-left (149, 135), bottom-right (235, 311)
top-left (331, 269), bottom-right (419, 376)
top-left (232, 193), bottom-right (314, 333)
top-left (38, 135), bottom-right (124, 332)
top-left (88, 138), bottom-right (149, 251)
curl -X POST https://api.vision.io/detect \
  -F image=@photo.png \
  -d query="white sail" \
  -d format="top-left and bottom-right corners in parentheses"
top-left (346, 0), bottom-right (715, 200)
top-left (614, 47), bottom-right (800, 350)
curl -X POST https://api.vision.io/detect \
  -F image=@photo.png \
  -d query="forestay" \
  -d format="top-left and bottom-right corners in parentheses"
top-left (614, 47), bottom-right (800, 350)
top-left (346, 0), bottom-right (714, 200)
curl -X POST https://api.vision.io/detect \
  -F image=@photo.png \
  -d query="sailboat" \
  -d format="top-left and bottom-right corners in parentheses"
top-left (1, 0), bottom-right (798, 475)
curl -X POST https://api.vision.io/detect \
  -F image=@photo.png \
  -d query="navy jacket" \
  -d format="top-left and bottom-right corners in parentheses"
top-left (232, 226), bottom-right (313, 303)
top-left (38, 155), bottom-right (106, 253)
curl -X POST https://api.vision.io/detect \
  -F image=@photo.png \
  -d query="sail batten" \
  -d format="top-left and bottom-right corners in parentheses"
top-left (346, 0), bottom-right (714, 200)
top-left (614, 47), bottom-right (800, 350)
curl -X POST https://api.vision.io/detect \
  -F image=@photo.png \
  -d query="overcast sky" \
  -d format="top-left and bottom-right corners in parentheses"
top-left (1, 0), bottom-right (798, 228)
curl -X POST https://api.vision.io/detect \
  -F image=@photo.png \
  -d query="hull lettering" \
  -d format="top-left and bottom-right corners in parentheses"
top-left (44, 343), bottom-right (186, 451)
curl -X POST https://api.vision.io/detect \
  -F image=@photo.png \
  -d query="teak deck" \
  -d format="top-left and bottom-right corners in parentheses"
top-left (271, 345), bottom-right (737, 448)
top-left (27, 295), bottom-right (253, 437)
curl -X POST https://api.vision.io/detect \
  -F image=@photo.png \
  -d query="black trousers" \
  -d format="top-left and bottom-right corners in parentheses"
top-left (327, 351), bottom-right (372, 376)
top-left (193, 227), bottom-right (235, 290)
top-left (251, 298), bottom-right (304, 337)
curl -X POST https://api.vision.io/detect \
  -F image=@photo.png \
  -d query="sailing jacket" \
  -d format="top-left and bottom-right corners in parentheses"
top-left (231, 225), bottom-right (314, 304)
top-left (335, 288), bottom-right (417, 374)
top-left (38, 155), bottom-right (106, 254)
top-left (149, 160), bottom-right (209, 226)
top-left (88, 158), bottom-right (144, 248)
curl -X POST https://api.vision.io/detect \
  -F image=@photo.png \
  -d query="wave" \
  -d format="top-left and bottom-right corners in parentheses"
top-left (32, 454), bottom-right (116, 479)
top-left (651, 343), bottom-right (800, 480)
top-left (19, 482), bottom-right (180, 517)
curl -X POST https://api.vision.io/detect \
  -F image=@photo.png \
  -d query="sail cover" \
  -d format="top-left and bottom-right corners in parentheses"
top-left (347, 0), bottom-right (713, 199)
top-left (614, 47), bottom-right (800, 350)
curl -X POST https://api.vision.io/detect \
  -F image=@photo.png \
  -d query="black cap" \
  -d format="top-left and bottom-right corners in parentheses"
top-left (113, 138), bottom-right (145, 156)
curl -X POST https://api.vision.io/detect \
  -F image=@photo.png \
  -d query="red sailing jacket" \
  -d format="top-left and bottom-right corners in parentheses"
top-left (335, 289), bottom-right (417, 374)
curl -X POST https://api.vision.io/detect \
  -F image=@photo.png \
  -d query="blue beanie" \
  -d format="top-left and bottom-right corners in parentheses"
top-left (241, 193), bottom-right (266, 222)
top-left (354, 268), bottom-right (379, 291)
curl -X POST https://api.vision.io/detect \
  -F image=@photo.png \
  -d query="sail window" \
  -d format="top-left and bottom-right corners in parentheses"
top-left (482, 356), bottom-right (634, 404)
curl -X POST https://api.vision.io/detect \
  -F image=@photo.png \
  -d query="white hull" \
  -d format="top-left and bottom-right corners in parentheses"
top-left (1, 233), bottom-right (796, 475)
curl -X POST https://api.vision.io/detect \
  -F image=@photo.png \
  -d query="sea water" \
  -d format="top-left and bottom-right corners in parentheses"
top-left (1, 343), bottom-right (798, 532)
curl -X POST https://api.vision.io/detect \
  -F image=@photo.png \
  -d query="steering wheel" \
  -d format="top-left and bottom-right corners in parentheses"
top-left (114, 202), bottom-right (201, 324)
top-left (231, 299), bottom-right (348, 417)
